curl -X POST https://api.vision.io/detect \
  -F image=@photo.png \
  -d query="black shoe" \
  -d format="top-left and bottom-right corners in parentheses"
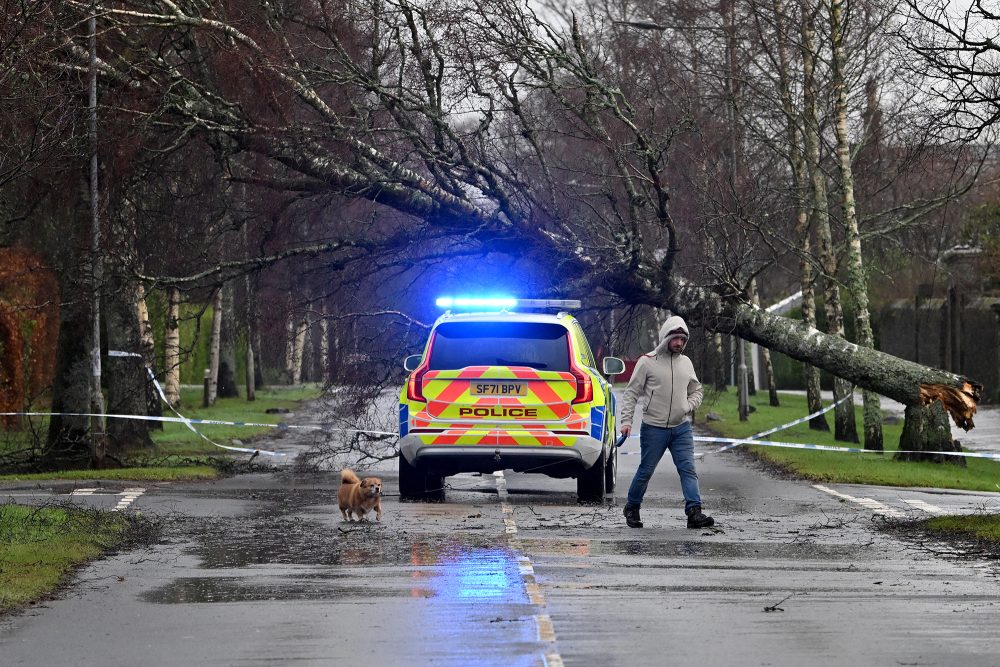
top-left (686, 505), bottom-right (714, 529)
top-left (623, 504), bottom-right (643, 528)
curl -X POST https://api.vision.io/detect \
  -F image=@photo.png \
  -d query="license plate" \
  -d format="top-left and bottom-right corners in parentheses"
top-left (470, 381), bottom-right (527, 396)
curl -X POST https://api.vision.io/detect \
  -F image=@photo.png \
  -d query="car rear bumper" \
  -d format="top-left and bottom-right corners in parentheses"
top-left (398, 433), bottom-right (604, 477)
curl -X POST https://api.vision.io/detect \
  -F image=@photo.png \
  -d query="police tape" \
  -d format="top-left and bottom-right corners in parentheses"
top-left (142, 367), bottom-right (285, 456)
top-left (692, 435), bottom-right (1000, 461)
top-left (615, 389), bottom-right (1000, 461)
top-left (617, 392), bottom-right (852, 455)
top-left (1, 365), bottom-right (397, 459)
top-left (709, 392), bottom-right (854, 454)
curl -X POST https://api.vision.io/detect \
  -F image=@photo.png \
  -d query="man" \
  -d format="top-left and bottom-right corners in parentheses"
top-left (619, 315), bottom-right (714, 529)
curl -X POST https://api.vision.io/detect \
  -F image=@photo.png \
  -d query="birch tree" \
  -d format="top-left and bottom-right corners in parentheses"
top-left (828, 0), bottom-right (883, 450)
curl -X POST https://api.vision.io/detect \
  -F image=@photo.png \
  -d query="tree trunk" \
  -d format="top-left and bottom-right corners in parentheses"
top-left (712, 332), bottom-right (727, 391)
top-left (105, 277), bottom-right (153, 453)
top-left (291, 317), bottom-right (307, 385)
top-left (895, 402), bottom-right (965, 466)
top-left (243, 273), bottom-right (256, 402)
top-left (285, 310), bottom-right (295, 384)
top-left (830, 0), bottom-right (883, 451)
top-left (664, 277), bottom-right (982, 440)
top-left (136, 285), bottom-right (161, 430)
top-left (217, 283), bottom-right (239, 398)
top-left (245, 328), bottom-right (256, 402)
top-left (773, 0), bottom-right (824, 427)
top-left (207, 288), bottom-right (222, 404)
top-left (750, 280), bottom-right (779, 407)
top-left (45, 281), bottom-right (94, 465)
top-left (320, 305), bottom-right (330, 384)
top-left (164, 287), bottom-right (181, 406)
top-left (46, 180), bottom-right (101, 465)
top-left (801, 8), bottom-right (858, 443)
top-left (800, 234), bottom-right (827, 430)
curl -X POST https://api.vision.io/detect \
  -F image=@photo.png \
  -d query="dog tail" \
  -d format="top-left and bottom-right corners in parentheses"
top-left (340, 469), bottom-right (360, 485)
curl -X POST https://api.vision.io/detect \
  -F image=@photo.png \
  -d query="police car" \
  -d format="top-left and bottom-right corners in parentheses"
top-left (398, 297), bottom-right (624, 502)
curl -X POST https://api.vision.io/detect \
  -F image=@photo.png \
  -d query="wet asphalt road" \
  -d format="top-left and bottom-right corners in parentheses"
top-left (3, 424), bottom-right (1000, 666)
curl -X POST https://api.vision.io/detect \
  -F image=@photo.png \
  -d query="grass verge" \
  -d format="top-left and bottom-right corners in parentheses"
top-left (697, 389), bottom-right (1000, 493)
top-left (0, 503), bottom-right (134, 613)
top-left (0, 384), bottom-right (321, 482)
top-left (922, 515), bottom-right (1000, 543)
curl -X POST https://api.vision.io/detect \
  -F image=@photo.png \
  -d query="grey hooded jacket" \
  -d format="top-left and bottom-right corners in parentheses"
top-left (619, 315), bottom-right (704, 429)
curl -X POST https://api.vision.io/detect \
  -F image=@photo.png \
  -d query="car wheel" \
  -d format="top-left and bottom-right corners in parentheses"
top-left (399, 455), bottom-right (445, 502)
top-left (577, 446), bottom-right (607, 503)
top-left (604, 441), bottom-right (617, 493)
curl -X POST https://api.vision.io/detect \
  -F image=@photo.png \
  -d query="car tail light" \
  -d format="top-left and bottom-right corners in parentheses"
top-left (570, 362), bottom-right (593, 404)
top-left (569, 335), bottom-right (593, 404)
top-left (407, 338), bottom-right (433, 402)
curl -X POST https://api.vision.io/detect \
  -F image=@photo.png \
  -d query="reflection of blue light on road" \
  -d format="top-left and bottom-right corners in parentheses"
top-left (435, 548), bottom-right (519, 602)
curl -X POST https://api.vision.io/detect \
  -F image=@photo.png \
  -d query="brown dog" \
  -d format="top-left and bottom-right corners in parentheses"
top-left (338, 469), bottom-right (383, 522)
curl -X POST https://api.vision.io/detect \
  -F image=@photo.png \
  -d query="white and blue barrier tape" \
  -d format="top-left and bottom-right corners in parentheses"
top-left (694, 434), bottom-right (1000, 461)
top-left (2, 356), bottom-right (395, 457)
top-left (5, 376), bottom-right (996, 462)
top-left (617, 392), bottom-right (850, 454)
top-left (707, 392), bottom-right (853, 454)
top-left (617, 392), bottom-right (1000, 461)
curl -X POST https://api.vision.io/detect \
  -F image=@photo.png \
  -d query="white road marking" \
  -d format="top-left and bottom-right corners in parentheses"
top-left (494, 472), bottom-right (563, 665)
top-left (112, 487), bottom-right (145, 512)
top-left (812, 484), bottom-right (905, 518)
top-left (543, 652), bottom-right (565, 667)
top-left (902, 499), bottom-right (946, 515)
top-left (69, 488), bottom-right (98, 496)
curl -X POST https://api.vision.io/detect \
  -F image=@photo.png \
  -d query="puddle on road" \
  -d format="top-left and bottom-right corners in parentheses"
top-left (142, 576), bottom-right (435, 603)
top-left (181, 514), bottom-right (506, 569)
top-left (143, 543), bottom-right (526, 605)
top-left (147, 504), bottom-right (528, 605)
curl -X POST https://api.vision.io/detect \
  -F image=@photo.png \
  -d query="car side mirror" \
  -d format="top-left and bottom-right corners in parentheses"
top-left (602, 356), bottom-right (625, 376)
top-left (403, 354), bottom-right (423, 372)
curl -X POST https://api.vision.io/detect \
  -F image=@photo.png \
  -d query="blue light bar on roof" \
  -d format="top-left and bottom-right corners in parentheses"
top-left (435, 296), bottom-right (581, 310)
top-left (436, 296), bottom-right (517, 309)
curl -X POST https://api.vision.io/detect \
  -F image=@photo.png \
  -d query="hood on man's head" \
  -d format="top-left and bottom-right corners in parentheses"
top-left (654, 315), bottom-right (690, 354)
top-left (658, 315), bottom-right (690, 342)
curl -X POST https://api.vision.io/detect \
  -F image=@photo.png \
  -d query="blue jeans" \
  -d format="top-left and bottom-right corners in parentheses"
top-left (626, 421), bottom-right (702, 511)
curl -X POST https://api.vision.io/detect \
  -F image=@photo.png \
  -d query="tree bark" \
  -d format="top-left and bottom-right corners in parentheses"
top-left (46, 181), bottom-right (100, 465)
top-left (164, 287), bottom-right (181, 406)
top-left (207, 288), bottom-right (222, 404)
top-left (750, 280), bottom-right (780, 407)
top-left (895, 402), bottom-right (965, 466)
top-left (799, 227), bottom-right (827, 431)
top-left (217, 283), bottom-right (239, 398)
top-left (285, 310), bottom-right (295, 384)
top-left (320, 304), bottom-right (330, 385)
top-left (776, 0), bottom-right (826, 427)
top-left (136, 285), bottom-right (161, 430)
top-left (105, 278), bottom-right (153, 453)
top-left (291, 317), bottom-right (307, 385)
top-left (830, 0), bottom-right (883, 451)
top-left (801, 6), bottom-right (858, 442)
top-left (45, 284), bottom-right (94, 464)
top-left (243, 271), bottom-right (256, 402)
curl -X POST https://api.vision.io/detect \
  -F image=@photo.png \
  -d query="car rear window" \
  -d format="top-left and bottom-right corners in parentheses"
top-left (428, 322), bottom-right (570, 371)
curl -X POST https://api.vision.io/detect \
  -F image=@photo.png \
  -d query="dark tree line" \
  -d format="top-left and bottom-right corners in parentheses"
top-left (0, 0), bottom-right (993, 466)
